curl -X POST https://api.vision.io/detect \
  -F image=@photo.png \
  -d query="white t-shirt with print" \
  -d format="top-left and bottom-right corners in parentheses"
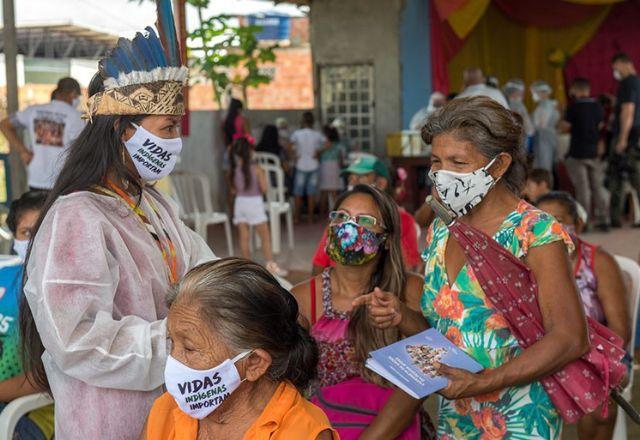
top-left (290, 128), bottom-right (326, 172)
top-left (14, 100), bottom-right (85, 189)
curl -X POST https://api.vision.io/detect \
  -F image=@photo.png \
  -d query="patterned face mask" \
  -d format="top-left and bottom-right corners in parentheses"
top-left (428, 157), bottom-right (499, 218)
top-left (326, 221), bottom-right (386, 266)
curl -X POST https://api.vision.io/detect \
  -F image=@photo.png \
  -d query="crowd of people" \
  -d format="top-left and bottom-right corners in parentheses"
top-left (411, 57), bottom-right (640, 232)
top-left (0, 7), bottom-right (636, 440)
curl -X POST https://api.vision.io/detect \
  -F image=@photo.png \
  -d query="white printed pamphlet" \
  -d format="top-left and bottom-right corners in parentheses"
top-left (365, 328), bottom-right (483, 399)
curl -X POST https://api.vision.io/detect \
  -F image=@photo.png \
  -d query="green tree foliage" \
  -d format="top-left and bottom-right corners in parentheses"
top-left (188, 0), bottom-right (277, 107)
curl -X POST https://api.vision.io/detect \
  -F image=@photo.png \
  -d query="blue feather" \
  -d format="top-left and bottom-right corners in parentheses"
top-left (99, 58), bottom-right (121, 80)
top-left (117, 38), bottom-right (140, 73)
top-left (112, 47), bottom-right (134, 74)
top-left (132, 31), bottom-right (156, 71)
top-left (145, 27), bottom-right (168, 68)
top-left (156, 0), bottom-right (181, 67)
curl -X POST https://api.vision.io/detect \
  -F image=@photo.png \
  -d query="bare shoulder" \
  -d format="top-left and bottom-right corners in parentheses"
top-left (291, 276), bottom-right (320, 328)
top-left (594, 246), bottom-right (618, 268)
top-left (594, 247), bottom-right (623, 275)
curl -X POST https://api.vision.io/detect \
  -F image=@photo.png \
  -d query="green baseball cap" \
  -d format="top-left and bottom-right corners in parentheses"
top-left (343, 155), bottom-right (390, 180)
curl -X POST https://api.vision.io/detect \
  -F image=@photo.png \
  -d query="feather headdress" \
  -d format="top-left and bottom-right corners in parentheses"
top-left (85, 0), bottom-right (188, 118)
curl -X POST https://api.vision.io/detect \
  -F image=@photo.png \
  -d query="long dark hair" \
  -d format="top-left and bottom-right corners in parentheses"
top-left (224, 98), bottom-right (244, 145)
top-left (229, 137), bottom-right (253, 190)
top-left (256, 124), bottom-right (281, 155)
top-left (332, 185), bottom-right (406, 384)
top-left (20, 73), bottom-right (146, 391)
top-left (170, 258), bottom-right (319, 391)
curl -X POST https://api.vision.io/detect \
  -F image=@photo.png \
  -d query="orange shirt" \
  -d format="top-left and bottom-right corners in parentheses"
top-left (146, 381), bottom-right (338, 440)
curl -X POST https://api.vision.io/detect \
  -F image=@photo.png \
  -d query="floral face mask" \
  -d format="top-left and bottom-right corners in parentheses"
top-left (326, 221), bottom-right (386, 266)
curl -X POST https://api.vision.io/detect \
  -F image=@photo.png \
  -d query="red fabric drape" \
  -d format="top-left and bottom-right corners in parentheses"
top-left (492, 0), bottom-right (605, 28)
top-left (430, 0), bottom-right (466, 93)
top-left (565, 1), bottom-right (640, 97)
top-left (432, 0), bottom-right (468, 20)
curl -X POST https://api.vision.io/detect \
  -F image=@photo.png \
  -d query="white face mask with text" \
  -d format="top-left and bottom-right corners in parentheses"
top-left (164, 350), bottom-right (251, 420)
top-left (124, 123), bottom-right (182, 181)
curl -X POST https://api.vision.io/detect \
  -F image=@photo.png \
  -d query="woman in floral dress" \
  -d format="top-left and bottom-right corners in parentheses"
top-left (357, 97), bottom-right (590, 439)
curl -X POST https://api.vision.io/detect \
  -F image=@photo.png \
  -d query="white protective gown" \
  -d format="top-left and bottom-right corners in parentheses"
top-left (24, 187), bottom-right (215, 439)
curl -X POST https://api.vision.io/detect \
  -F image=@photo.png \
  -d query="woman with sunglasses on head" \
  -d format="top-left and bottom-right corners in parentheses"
top-left (291, 185), bottom-right (435, 440)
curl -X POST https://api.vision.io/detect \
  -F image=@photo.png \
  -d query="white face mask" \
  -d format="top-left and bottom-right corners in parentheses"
top-left (13, 239), bottom-right (29, 260)
top-left (428, 158), bottom-right (499, 217)
top-left (613, 69), bottom-right (623, 81)
top-left (71, 98), bottom-right (81, 109)
top-left (164, 350), bottom-right (251, 420)
top-left (124, 123), bottom-right (182, 182)
top-left (531, 91), bottom-right (541, 103)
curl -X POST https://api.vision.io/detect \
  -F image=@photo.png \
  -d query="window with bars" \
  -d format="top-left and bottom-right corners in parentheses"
top-left (320, 64), bottom-right (374, 152)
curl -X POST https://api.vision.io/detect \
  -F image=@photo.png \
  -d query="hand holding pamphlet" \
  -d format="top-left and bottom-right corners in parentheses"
top-left (365, 328), bottom-right (483, 399)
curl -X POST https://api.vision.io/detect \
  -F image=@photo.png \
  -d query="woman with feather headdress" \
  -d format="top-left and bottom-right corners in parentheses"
top-left (18, 1), bottom-right (217, 438)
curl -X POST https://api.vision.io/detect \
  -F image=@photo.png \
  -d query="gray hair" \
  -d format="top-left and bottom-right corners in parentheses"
top-left (168, 258), bottom-right (318, 390)
top-left (422, 96), bottom-right (527, 194)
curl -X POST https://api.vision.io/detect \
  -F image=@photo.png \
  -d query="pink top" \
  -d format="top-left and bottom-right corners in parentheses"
top-left (310, 269), bottom-right (360, 388)
top-left (234, 164), bottom-right (262, 197)
top-left (574, 238), bottom-right (606, 324)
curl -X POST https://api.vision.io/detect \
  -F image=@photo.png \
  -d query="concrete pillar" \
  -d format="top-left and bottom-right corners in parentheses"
top-left (400, 0), bottom-right (431, 129)
top-left (2, 0), bottom-right (25, 198)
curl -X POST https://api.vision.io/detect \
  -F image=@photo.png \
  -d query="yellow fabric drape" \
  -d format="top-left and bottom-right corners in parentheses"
top-left (448, 4), bottom-right (611, 107)
top-left (447, 0), bottom-right (491, 39)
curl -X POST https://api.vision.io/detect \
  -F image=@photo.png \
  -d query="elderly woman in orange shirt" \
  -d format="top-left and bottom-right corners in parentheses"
top-left (142, 258), bottom-right (337, 440)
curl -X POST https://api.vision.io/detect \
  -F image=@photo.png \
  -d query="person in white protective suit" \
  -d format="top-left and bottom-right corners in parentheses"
top-left (20, 5), bottom-right (216, 439)
top-left (503, 79), bottom-right (535, 154)
top-left (531, 80), bottom-right (561, 172)
top-left (409, 91), bottom-right (446, 131)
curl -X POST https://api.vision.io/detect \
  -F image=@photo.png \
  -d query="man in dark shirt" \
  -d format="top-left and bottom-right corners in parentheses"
top-left (561, 78), bottom-right (608, 230)
top-left (608, 53), bottom-right (640, 227)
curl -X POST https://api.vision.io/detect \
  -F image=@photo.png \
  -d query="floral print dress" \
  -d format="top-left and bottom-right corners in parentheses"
top-left (421, 200), bottom-right (573, 440)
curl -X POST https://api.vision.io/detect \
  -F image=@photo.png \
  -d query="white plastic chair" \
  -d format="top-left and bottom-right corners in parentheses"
top-left (170, 172), bottom-right (234, 256)
top-left (260, 163), bottom-right (294, 254)
top-left (0, 393), bottom-right (53, 437)
top-left (254, 152), bottom-right (282, 169)
top-left (613, 255), bottom-right (640, 440)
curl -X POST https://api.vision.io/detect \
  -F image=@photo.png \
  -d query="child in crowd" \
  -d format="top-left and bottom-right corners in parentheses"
top-left (560, 78), bottom-right (608, 231)
top-left (523, 168), bottom-right (589, 224)
top-left (291, 112), bottom-right (326, 223)
top-left (230, 137), bottom-right (287, 277)
top-left (0, 190), bottom-right (53, 439)
top-left (537, 191), bottom-right (629, 440)
top-left (318, 125), bottom-right (345, 214)
top-left (522, 168), bottom-right (552, 203)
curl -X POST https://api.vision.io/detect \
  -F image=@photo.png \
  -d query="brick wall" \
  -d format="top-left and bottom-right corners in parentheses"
top-left (188, 45), bottom-right (313, 111)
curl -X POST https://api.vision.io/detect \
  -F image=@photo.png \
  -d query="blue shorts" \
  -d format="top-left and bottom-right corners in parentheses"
top-left (293, 170), bottom-right (319, 196)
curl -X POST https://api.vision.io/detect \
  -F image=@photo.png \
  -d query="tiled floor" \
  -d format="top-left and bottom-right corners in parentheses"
top-left (207, 221), bottom-right (640, 438)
